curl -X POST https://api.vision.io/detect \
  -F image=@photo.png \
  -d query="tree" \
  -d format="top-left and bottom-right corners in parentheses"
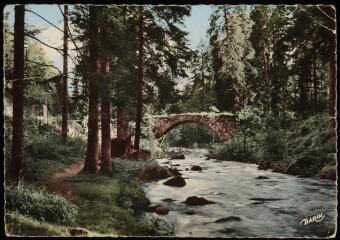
top-left (83, 6), bottom-right (100, 174)
top-left (181, 40), bottom-right (215, 113)
top-left (134, 6), bottom-right (144, 151)
top-left (100, 59), bottom-right (112, 175)
top-left (62, 5), bottom-right (69, 140)
top-left (208, 6), bottom-right (255, 113)
top-left (132, 5), bottom-right (192, 150)
top-left (70, 5), bottom-right (192, 155)
top-left (9, 5), bottom-right (25, 183)
top-left (250, 6), bottom-right (271, 111)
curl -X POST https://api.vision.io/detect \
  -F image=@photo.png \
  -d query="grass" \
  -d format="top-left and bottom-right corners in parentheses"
top-left (5, 213), bottom-right (70, 237)
top-left (5, 183), bottom-right (78, 225)
top-left (5, 213), bottom-right (113, 237)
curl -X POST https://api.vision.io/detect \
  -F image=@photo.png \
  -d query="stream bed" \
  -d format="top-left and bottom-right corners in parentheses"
top-left (142, 148), bottom-right (336, 237)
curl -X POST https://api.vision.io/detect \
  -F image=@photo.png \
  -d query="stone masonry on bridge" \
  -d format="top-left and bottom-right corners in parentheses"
top-left (152, 113), bottom-right (237, 143)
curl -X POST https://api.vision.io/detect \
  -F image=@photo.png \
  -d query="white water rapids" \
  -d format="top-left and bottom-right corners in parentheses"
top-left (142, 148), bottom-right (336, 237)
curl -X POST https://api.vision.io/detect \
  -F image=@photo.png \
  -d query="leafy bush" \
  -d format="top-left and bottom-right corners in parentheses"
top-left (111, 158), bottom-right (156, 180)
top-left (144, 216), bottom-right (175, 236)
top-left (5, 183), bottom-right (78, 225)
top-left (282, 114), bottom-right (336, 177)
top-left (111, 159), bottom-right (155, 212)
top-left (110, 178), bottom-right (150, 211)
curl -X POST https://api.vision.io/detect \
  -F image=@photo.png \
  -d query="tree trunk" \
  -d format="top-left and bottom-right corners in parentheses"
top-left (263, 50), bottom-right (271, 112)
top-left (134, 6), bottom-right (144, 152)
top-left (42, 102), bottom-right (48, 123)
top-left (31, 105), bottom-right (35, 117)
top-left (313, 52), bottom-right (318, 113)
top-left (100, 60), bottom-right (112, 175)
top-left (83, 6), bottom-right (100, 174)
top-left (328, 32), bottom-right (336, 136)
top-left (117, 104), bottom-right (128, 140)
top-left (9, 5), bottom-right (25, 183)
top-left (62, 5), bottom-right (69, 140)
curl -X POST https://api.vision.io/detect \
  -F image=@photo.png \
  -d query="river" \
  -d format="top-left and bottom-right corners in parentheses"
top-left (142, 148), bottom-right (337, 238)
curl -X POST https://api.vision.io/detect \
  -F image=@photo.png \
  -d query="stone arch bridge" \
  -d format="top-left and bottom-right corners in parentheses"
top-left (152, 113), bottom-right (237, 143)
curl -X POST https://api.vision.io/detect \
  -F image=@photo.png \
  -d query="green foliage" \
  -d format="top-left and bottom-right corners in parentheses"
top-left (111, 158), bottom-right (156, 180)
top-left (210, 113), bottom-right (336, 177)
top-left (4, 12), bottom-right (60, 114)
top-left (5, 183), bottom-right (78, 225)
top-left (208, 6), bottom-right (256, 112)
top-left (110, 179), bottom-right (149, 211)
top-left (144, 216), bottom-right (175, 236)
top-left (4, 116), bottom-right (86, 182)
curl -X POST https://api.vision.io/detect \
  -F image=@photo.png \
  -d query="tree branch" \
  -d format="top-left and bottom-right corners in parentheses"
top-left (57, 5), bottom-right (82, 54)
top-left (300, 7), bottom-right (335, 34)
top-left (6, 29), bottom-right (79, 66)
top-left (25, 9), bottom-right (64, 33)
top-left (316, 5), bottom-right (336, 22)
top-left (25, 32), bottom-right (64, 52)
top-left (25, 58), bottom-right (62, 74)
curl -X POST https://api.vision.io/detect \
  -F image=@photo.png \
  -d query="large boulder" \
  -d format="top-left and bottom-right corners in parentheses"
top-left (139, 165), bottom-right (180, 181)
top-left (184, 196), bottom-right (215, 206)
top-left (163, 176), bottom-right (186, 187)
top-left (321, 165), bottom-right (336, 180)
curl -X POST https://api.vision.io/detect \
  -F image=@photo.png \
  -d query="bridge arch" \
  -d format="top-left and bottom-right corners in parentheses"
top-left (152, 113), bottom-right (237, 143)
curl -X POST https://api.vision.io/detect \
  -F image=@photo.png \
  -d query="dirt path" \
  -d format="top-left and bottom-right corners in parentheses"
top-left (37, 160), bottom-right (84, 203)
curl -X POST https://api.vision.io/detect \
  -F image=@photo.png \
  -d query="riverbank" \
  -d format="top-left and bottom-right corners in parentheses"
top-left (209, 113), bottom-right (336, 179)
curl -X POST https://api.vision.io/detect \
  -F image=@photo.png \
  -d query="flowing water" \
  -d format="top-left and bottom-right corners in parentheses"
top-left (142, 148), bottom-right (337, 238)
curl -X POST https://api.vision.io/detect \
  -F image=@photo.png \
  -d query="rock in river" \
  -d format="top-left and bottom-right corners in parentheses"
top-left (184, 210), bottom-right (196, 215)
top-left (155, 206), bottom-right (170, 215)
top-left (163, 176), bottom-right (186, 187)
top-left (147, 204), bottom-right (163, 212)
top-left (184, 196), bottom-right (215, 206)
top-left (191, 165), bottom-right (203, 171)
top-left (215, 216), bottom-right (241, 223)
top-left (255, 175), bottom-right (270, 179)
top-left (170, 154), bottom-right (185, 159)
top-left (162, 198), bottom-right (176, 202)
top-left (321, 165), bottom-right (336, 180)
